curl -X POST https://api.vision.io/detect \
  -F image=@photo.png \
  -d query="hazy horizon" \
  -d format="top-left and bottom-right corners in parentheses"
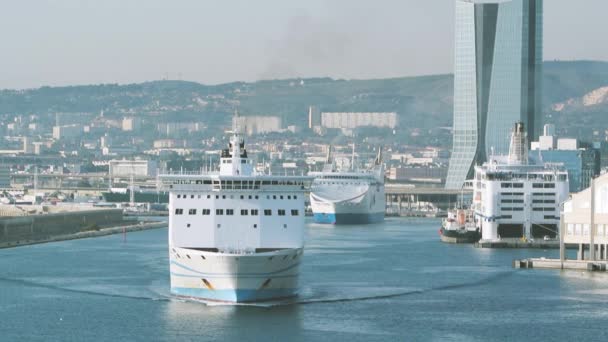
top-left (1, 0), bottom-right (607, 90)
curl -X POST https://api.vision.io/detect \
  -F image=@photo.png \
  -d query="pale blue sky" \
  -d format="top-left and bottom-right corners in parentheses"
top-left (0, 0), bottom-right (606, 89)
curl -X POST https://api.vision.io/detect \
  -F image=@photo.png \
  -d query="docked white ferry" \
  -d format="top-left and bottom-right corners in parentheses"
top-left (309, 147), bottom-right (385, 224)
top-left (473, 122), bottom-right (569, 242)
top-left (159, 118), bottom-right (311, 303)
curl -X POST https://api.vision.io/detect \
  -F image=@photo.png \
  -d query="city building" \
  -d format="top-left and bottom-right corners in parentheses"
top-left (156, 122), bottom-right (204, 136)
top-left (563, 173), bottom-right (608, 261)
top-left (320, 112), bottom-right (398, 130)
top-left (530, 124), bottom-right (600, 192)
top-left (233, 116), bottom-right (283, 136)
top-left (52, 124), bottom-right (83, 140)
top-left (109, 159), bottom-right (158, 178)
top-left (446, 0), bottom-right (543, 189)
top-left (388, 166), bottom-right (447, 184)
top-left (0, 165), bottom-right (10, 189)
top-left (122, 117), bottom-right (142, 131)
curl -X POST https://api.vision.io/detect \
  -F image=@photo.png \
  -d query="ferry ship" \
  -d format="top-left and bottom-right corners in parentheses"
top-left (309, 146), bottom-right (385, 224)
top-left (159, 116), bottom-right (311, 303)
top-left (473, 122), bottom-right (569, 243)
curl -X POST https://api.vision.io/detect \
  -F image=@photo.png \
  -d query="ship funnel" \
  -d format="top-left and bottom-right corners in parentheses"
top-left (508, 122), bottom-right (528, 165)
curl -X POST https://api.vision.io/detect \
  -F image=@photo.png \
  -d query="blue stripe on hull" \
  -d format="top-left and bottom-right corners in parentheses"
top-left (171, 287), bottom-right (297, 303)
top-left (313, 212), bottom-right (384, 225)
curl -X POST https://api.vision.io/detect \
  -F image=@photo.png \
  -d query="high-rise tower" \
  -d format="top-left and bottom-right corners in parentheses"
top-left (445, 0), bottom-right (543, 189)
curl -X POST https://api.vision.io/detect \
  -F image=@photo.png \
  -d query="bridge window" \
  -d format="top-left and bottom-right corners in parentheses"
top-left (291, 209), bottom-right (299, 216)
top-left (188, 209), bottom-right (197, 215)
top-left (264, 209), bottom-right (272, 216)
top-left (175, 209), bottom-right (183, 215)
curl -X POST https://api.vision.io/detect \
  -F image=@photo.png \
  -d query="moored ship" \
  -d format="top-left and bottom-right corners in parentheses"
top-left (159, 115), bottom-right (311, 303)
top-left (439, 208), bottom-right (480, 243)
top-left (309, 146), bottom-right (385, 224)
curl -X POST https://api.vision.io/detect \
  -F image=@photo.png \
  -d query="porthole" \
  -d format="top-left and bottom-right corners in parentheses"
top-left (217, 224), bottom-right (221, 228)
top-left (187, 223), bottom-right (191, 228)
top-left (253, 224), bottom-right (257, 229)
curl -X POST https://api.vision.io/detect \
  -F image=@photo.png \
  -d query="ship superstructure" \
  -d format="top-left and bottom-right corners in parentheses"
top-left (160, 115), bottom-right (311, 302)
top-left (309, 146), bottom-right (385, 224)
top-left (473, 122), bottom-right (569, 242)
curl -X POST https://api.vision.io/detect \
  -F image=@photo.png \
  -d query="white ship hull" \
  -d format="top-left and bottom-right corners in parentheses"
top-left (169, 246), bottom-right (302, 302)
top-left (310, 184), bottom-right (385, 224)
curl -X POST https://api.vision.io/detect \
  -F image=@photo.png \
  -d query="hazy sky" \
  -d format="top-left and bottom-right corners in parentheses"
top-left (1, 0), bottom-right (607, 89)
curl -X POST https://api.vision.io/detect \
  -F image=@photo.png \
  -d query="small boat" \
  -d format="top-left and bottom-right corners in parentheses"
top-left (439, 208), bottom-right (480, 243)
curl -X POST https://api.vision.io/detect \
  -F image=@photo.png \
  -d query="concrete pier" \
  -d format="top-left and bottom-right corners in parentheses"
top-left (514, 258), bottom-right (608, 271)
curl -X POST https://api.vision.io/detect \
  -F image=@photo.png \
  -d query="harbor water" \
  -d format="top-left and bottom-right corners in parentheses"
top-left (1, 217), bottom-right (608, 341)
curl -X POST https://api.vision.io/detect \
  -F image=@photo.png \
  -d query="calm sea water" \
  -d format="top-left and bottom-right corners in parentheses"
top-left (1, 217), bottom-right (608, 341)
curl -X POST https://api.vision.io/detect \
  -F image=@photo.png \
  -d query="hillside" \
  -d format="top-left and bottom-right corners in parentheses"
top-left (0, 61), bottom-right (607, 137)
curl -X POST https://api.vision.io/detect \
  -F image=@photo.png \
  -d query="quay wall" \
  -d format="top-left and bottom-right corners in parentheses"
top-left (0, 209), bottom-right (124, 245)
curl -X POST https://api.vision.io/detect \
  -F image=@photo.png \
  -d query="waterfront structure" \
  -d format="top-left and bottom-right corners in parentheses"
top-left (109, 159), bottom-right (158, 178)
top-left (159, 117), bottom-right (311, 302)
top-left (320, 112), bottom-right (397, 130)
top-left (474, 123), bottom-right (569, 242)
top-left (233, 116), bottom-right (283, 136)
top-left (446, 0), bottom-right (543, 189)
top-left (563, 173), bottom-right (608, 261)
top-left (530, 124), bottom-right (600, 192)
top-left (309, 148), bottom-right (385, 224)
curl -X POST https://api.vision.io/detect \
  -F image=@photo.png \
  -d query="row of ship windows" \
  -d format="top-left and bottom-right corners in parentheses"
top-left (501, 193), bottom-right (556, 197)
top-left (501, 183), bottom-right (556, 189)
top-left (176, 194), bottom-right (298, 200)
top-left (172, 180), bottom-right (304, 186)
top-left (501, 207), bottom-right (556, 212)
top-left (500, 199), bottom-right (555, 204)
top-left (175, 208), bottom-right (299, 216)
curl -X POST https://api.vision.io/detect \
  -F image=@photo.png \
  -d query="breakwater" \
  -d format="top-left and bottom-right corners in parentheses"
top-left (0, 207), bottom-right (165, 248)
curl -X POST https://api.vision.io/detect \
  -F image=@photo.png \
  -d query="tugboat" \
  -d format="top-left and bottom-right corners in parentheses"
top-left (439, 207), bottom-right (480, 243)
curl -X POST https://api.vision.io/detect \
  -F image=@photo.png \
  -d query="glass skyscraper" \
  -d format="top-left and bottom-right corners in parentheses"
top-left (445, 0), bottom-right (543, 189)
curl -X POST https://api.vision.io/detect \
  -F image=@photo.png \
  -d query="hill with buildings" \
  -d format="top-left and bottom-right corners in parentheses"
top-left (0, 60), bottom-right (607, 142)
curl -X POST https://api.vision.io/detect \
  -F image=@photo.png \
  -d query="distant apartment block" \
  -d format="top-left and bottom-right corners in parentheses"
top-left (122, 117), bottom-right (142, 131)
top-left (52, 124), bottom-right (83, 140)
top-left (156, 122), bottom-right (204, 136)
top-left (109, 159), bottom-right (158, 177)
top-left (234, 116), bottom-right (282, 136)
top-left (153, 139), bottom-right (187, 148)
top-left (320, 112), bottom-right (398, 129)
